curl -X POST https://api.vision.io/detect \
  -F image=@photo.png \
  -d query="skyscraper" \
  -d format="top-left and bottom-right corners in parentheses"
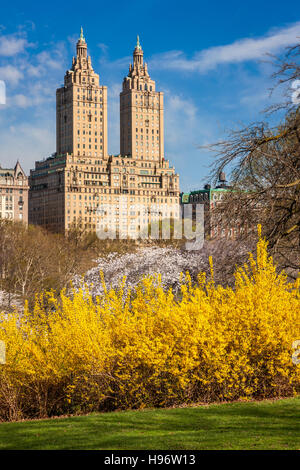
top-left (29, 31), bottom-right (180, 236)
top-left (120, 36), bottom-right (164, 163)
top-left (56, 27), bottom-right (107, 158)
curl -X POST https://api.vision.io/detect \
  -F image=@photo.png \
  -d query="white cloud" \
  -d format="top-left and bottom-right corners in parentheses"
top-left (35, 50), bottom-right (64, 70)
top-left (162, 91), bottom-right (217, 190)
top-left (98, 43), bottom-right (109, 54)
top-left (10, 94), bottom-right (31, 108)
top-left (0, 122), bottom-right (55, 174)
top-left (8, 82), bottom-right (54, 108)
top-left (20, 46), bottom-right (65, 80)
top-left (108, 82), bottom-right (121, 99)
top-left (99, 55), bottom-right (131, 72)
top-left (165, 94), bottom-right (198, 147)
top-left (150, 22), bottom-right (300, 73)
top-left (0, 65), bottom-right (23, 85)
top-left (67, 34), bottom-right (78, 49)
top-left (0, 34), bottom-right (29, 56)
top-left (0, 31), bottom-right (67, 170)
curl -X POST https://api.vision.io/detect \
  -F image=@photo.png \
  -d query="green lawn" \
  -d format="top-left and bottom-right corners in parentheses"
top-left (0, 397), bottom-right (299, 450)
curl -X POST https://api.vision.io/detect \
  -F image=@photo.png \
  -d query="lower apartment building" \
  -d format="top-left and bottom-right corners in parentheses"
top-left (29, 152), bottom-right (179, 234)
top-left (0, 161), bottom-right (29, 223)
top-left (180, 173), bottom-right (251, 240)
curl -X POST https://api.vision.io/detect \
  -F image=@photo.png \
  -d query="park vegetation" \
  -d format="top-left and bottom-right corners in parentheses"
top-left (0, 43), bottom-right (299, 423)
top-left (0, 228), bottom-right (299, 421)
top-left (206, 44), bottom-right (300, 280)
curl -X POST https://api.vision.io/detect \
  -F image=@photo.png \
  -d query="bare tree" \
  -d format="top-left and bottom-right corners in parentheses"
top-left (203, 44), bottom-right (300, 278)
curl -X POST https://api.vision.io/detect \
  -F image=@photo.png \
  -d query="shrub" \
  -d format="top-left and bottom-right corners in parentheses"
top-left (0, 227), bottom-right (299, 421)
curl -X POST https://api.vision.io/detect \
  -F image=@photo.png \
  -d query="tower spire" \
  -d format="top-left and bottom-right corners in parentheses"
top-left (133, 34), bottom-right (143, 69)
top-left (80, 26), bottom-right (85, 41)
top-left (76, 26), bottom-right (87, 61)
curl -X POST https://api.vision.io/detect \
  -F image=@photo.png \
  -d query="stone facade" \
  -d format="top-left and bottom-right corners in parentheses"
top-left (56, 27), bottom-right (107, 159)
top-left (29, 31), bottom-right (180, 235)
top-left (0, 161), bottom-right (28, 223)
top-left (120, 36), bottom-right (164, 163)
top-left (180, 174), bottom-right (241, 239)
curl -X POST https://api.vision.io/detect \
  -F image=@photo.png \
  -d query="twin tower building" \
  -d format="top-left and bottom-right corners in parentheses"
top-left (29, 29), bottom-right (180, 235)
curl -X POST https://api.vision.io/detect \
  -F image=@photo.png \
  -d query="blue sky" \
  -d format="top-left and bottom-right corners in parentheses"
top-left (0, 0), bottom-right (299, 191)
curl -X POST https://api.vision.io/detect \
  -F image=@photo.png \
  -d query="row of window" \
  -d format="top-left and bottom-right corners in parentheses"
top-left (76, 102), bottom-right (102, 109)
top-left (77, 95), bottom-right (103, 102)
top-left (0, 213), bottom-right (23, 220)
top-left (77, 116), bottom-right (102, 122)
top-left (77, 130), bottom-right (103, 136)
top-left (77, 152), bottom-right (104, 157)
top-left (77, 144), bottom-right (103, 150)
top-left (77, 138), bottom-right (102, 143)
top-left (0, 188), bottom-right (24, 193)
top-left (135, 128), bottom-right (159, 134)
top-left (77, 87), bottom-right (102, 93)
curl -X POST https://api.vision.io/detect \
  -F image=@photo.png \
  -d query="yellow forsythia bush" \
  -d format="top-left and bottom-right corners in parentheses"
top-left (0, 228), bottom-right (299, 420)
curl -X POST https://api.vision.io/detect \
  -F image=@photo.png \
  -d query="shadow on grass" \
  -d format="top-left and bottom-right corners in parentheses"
top-left (0, 397), bottom-right (299, 450)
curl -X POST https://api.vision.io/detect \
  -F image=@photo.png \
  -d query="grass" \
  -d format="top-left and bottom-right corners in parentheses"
top-left (0, 397), bottom-right (299, 450)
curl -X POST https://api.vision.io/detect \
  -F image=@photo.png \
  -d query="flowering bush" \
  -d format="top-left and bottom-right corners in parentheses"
top-left (73, 238), bottom-right (253, 297)
top-left (0, 228), bottom-right (299, 421)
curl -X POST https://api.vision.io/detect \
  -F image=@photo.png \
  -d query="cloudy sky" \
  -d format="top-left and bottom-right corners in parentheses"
top-left (0, 0), bottom-right (299, 191)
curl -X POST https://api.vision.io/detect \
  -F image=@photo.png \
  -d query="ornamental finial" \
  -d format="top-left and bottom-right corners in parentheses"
top-left (80, 26), bottom-right (84, 41)
top-left (136, 35), bottom-right (141, 50)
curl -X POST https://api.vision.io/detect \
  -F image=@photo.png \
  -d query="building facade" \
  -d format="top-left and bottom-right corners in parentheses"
top-left (180, 173), bottom-right (242, 239)
top-left (0, 161), bottom-right (29, 223)
top-left (29, 32), bottom-right (180, 235)
top-left (56, 27), bottom-right (107, 159)
top-left (120, 36), bottom-right (164, 162)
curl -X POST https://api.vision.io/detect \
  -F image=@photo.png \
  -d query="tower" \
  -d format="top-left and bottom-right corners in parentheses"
top-left (120, 36), bottom-right (164, 162)
top-left (30, 29), bottom-right (110, 232)
top-left (56, 28), bottom-right (108, 158)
